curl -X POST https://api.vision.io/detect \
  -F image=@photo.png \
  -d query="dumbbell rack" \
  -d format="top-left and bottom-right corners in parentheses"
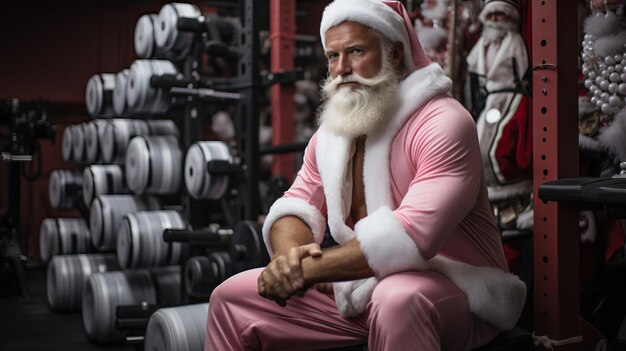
top-left (43, 1), bottom-right (301, 347)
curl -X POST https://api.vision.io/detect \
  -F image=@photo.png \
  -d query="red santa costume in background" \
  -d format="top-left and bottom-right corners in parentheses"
top-left (466, 0), bottom-right (532, 277)
top-left (466, 0), bottom-right (532, 236)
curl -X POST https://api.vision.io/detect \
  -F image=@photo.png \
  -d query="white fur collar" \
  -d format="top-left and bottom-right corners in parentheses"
top-left (317, 63), bottom-right (452, 243)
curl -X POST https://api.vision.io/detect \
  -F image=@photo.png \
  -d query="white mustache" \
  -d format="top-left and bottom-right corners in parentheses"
top-left (324, 70), bottom-right (392, 94)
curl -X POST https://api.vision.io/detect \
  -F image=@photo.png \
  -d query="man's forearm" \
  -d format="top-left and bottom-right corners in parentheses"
top-left (270, 215), bottom-right (315, 256)
top-left (301, 239), bottom-right (374, 285)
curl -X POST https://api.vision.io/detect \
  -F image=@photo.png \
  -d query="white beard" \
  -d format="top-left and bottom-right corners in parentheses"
top-left (481, 20), bottom-right (517, 44)
top-left (317, 57), bottom-right (400, 138)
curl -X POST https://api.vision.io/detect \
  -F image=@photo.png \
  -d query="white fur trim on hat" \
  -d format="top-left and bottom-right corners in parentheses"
top-left (320, 0), bottom-right (415, 70)
top-left (262, 197), bottom-right (326, 257)
top-left (479, 1), bottom-right (520, 23)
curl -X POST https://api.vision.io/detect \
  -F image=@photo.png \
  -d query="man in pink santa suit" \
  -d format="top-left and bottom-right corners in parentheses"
top-left (205, 0), bottom-right (526, 350)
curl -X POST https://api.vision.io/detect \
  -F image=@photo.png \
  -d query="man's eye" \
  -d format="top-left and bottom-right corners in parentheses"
top-left (327, 53), bottom-right (338, 60)
top-left (350, 48), bottom-right (363, 54)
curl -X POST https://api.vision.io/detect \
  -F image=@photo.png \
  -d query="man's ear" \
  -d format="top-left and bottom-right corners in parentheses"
top-left (391, 41), bottom-right (404, 70)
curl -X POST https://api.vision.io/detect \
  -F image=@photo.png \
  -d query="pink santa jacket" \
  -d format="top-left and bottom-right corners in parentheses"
top-left (262, 63), bottom-right (526, 331)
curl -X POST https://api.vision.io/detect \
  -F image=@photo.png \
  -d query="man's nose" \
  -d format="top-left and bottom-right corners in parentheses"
top-left (335, 54), bottom-right (352, 77)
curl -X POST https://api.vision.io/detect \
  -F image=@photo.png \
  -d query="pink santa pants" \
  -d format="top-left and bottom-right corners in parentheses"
top-left (205, 268), bottom-right (499, 351)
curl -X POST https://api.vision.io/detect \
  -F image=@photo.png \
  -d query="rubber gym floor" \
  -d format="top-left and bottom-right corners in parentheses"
top-left (0, 267), bottom-right (133, 351)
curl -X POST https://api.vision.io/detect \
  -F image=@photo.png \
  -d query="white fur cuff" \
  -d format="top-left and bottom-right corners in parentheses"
top-left (262, 197), bottom-right (326, 257)
top-left (355, 206), bottom-right (428, 278)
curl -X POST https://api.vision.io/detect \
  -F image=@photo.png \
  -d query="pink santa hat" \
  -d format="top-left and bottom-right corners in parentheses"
top-left (319, 0), bottom-right (432, 72)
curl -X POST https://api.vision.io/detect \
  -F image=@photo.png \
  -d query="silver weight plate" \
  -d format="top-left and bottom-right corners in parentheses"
top-left (127, 60), bottom-right (177, 115)
top-left (155, 3), bottom-right (200, 54)
top-left (144, 303), bottom-right (209, 351)
top-left (71, 123), bottom-right (86, 162)
top-left (47, 254), bottom-right (119, 312)
top-left (89, 194), bottom-right (161, 251)
top-left (82, 270), bottom-right (158, 343)
top-left (230, 221), bottom-right (269, 273)
top-left (61, 126), bottom-right (74, 162)
top-left (134, 14), bottom-right (158, 59)
top-left (184, 141), bottom-right (232, 199)
top-left (147, 119), bottom-right (179, 137)
top-left (126, 135), bottom-right (182, 195)
top-left (101, 119), bottom-right (150, 163)
top-left (82, 164), bottom-right (125, 207)
top-left (125, 136), bottom-right (151, 194)
top-left (84, 120), bottom-right (107, 163)
top-left (116, 210), bottom-right (185, 269)
top-left (112, 69), bottom-right (130, 117)
top-left (39, 218), bottom-right (59, 264)
top-left (49, 169), bottom-right (82, 210)
top-left (85, 73), bottom-right (116, 118)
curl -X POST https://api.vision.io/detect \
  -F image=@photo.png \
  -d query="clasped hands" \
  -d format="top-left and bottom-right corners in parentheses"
top-left (257, 243), bottom-right (332, 306)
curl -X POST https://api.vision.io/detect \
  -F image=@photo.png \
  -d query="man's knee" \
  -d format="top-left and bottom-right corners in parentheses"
top-left (369, 271), bottom-right (465, 322)
top-left (370, 280), bottom-right (433, 319)
top-left (209, 268), bottom-right (262, 311)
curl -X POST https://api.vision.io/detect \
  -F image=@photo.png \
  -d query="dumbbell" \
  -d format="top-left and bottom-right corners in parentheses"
top-left (48, 169), bottom-right (82, 210)
top-left (167, 221), bottom-right (269, 298)
top-left (125, 135), bottom-right (183, 195)
top-left (116, 210), bottom-right (187, 269)
top-left (82, 266), bottom-right (181, 343)
top-left (39, 218), bottom-right (92, 265)
top-left (46, 253), bottom-right (119, 312)
top-left (85, 73), bottom-right (116, 118)
top-left (185, 252), bottom-right (232, 298)
top-left (144, 303), bottom-right (210, 351)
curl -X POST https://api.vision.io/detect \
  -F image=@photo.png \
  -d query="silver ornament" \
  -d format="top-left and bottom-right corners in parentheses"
top-left (585, 79), bottom-right (593, 89)
top-left (601, 92), bottom-right (610, 101)
top-left (616, 64), bottom-right (623, 72)
top-left (600, 80), bottom-right (610, 90)
top-left (590, 85), bottom-right (599, 94)
top-left (609, 66), bottom-right (616, 74)
top-left (595, 89), bottom-right (603, 98)
top-left (589, 70), bottom-right (597, 79)
top-left (602, 70), bottom-right (611, 78)
top-left (606, 57), bottom-right (616, 66)
top-left (610, 72), bottom-right (621, 83)
top-left (609, 95), bottom-right (623, 107)
top-left (591, 96), bottom-right (599, 105)
top-left (622, 73), bottom-right (626, 82)
top-left (601, 103), bottom-right (614, 114)
top-left (617, 55), bottom-right (624, 63)
top-left (618, 83), bottom-right (626, 95)
top-left (609, 83), bottom-right (619, 94)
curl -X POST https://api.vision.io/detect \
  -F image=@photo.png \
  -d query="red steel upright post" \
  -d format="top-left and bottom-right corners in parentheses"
top-left (532, 1), bottom-right (580, 349)
top-left (270, 0), bottom-right (296, 182)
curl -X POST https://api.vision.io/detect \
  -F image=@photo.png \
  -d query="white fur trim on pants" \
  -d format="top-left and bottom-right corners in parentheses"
top-left (262, 197), bottom-right (326, 257)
